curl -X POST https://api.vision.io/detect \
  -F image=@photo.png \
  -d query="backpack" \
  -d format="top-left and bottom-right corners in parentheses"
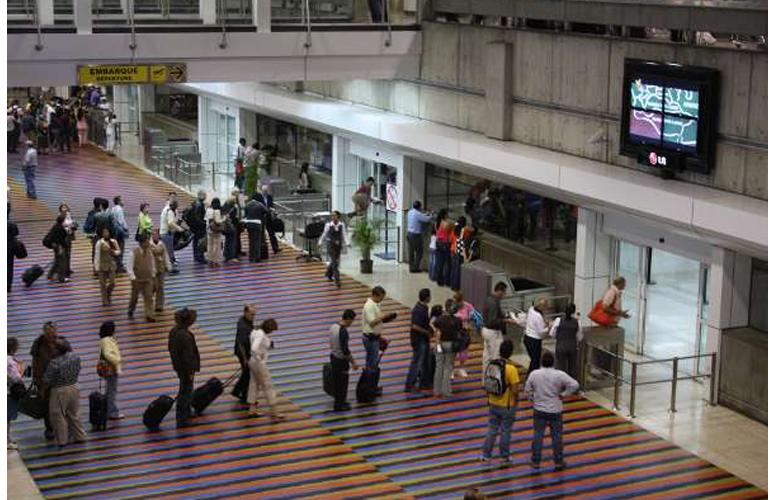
top-left (470, 310), bottom-right (484, 331)
top-left (484, 359), bottom-right (508, 397)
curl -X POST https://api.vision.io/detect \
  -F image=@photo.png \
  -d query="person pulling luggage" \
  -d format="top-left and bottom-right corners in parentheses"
top-left (232, 305), bottom-right (255, 404)
top-left (168, 308), bottom-right (200, 429)
top-left (329, 309), bottom-right (358, 411)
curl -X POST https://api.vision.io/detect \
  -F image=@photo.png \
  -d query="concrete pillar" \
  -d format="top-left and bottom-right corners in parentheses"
top-left (331, 136), bottom-right (359, 214)
top-left (39, 0), bottom-right (55, 26)
top-left (254, 0), bottom-right (271, 33)
top-left (74, 0), bottom-right (93, 34)
top-left (201, 0), bottom-right (217, 24)
top-left (397, 156), bottom-right (425, 263)
top-left (484, 41), bottom-right (514, 141)
top-left (574, 207), bottom-right (614, 327)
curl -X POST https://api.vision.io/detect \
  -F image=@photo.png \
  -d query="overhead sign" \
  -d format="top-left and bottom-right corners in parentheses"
top-left (78, 63), bottom-right (187, 85)
top-left (386, 183), bottom-right (398, 212)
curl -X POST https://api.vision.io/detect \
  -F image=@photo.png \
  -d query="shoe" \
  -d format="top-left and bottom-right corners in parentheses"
top-left (530, 460), bottom-right (541, 469)
top-left (7, 441), bottom-right (18, 450)
top-left (458, 369), bottom-right (469, 378)
top-left (333, 403), bottom-right (351, 412)
top-left (155, 308), bottom-right (164, 313)
top-left (375, 388), bottom-right (383, 397)
top-left (480, 455), bottom-right (491, 462)
top-left (177, 422), bottom-right (192, 429)
top-left (554, 462), bottom-right (567, 471)
top-left (327, 276), bottom-right (333, 282)
top-left (336, 281), bottom-right (341, 288)
top-left (270, 413), bottom-right (287, 420)
top-left (109, 413), bottom-right (125, 420)
top-left (127, 311), bottom-right (134, 319)
top-left (404, 387), bottom-right (413, 393)
top-left (44, 431), bottom-right (54, 441)
top-left (146, 317), bottom-right (157, 323)
top-left (170, 269), bottom-right (180, 275)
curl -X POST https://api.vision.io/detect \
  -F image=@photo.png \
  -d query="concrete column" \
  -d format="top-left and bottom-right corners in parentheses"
top-left (484, 41), bottom-right (514, 141)
top-left (254, 0), bottom-right (271, 33)
top-left (574, 207), bottom-right (614, 327)
top-left (39, 0), bottom-right (55, 26)
top-left (74, 0), bottom-right (94, 34)
top-left (201, 0), bottom-right (217, 24)
top-left (396, 156), bottom-right (425, 263)
top-left (331, 136), bottom-right (359, 214)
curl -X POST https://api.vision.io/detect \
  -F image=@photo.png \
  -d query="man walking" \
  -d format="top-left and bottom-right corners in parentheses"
top-left (405, 288), bottom-right (433, 392)
top-left (127, 234), bottom-right (157, 322)
top-left (110, 196), bottom-right (129, 273)
top-left (232, 305), bottom-right (255, 404)
top-left (30, 322), bottom-right (64, 440)
top-left (150, 228), bottom-right (172, 314)
top-left (168, 308), bottom-right (200, 429)
top-left (481, 340), bottom-right (520, 464)
top-left (318, 210), bottom-right (349, 288)
top-left (93, 227), bottom-right (120, 306)
top-left (361, 286), bottom-right (391, 371)
top-left (481, 282), bottom-right (518, 375)
top-left (188, 190), bottom-right (208, 265)
top-left (23, 140), bottom-right (38, 199)
top-left (160, 200), bottom-right (183, 273)
top-left (525, 350), bottom-right (579, 471)
top-left (329, 309), bottom-right (358, 411)
top-left (407, 201), bottom-right (433, 272)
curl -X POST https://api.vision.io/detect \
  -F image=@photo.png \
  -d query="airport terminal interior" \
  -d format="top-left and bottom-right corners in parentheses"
top-left (3, 1), bottom-right (769, 499)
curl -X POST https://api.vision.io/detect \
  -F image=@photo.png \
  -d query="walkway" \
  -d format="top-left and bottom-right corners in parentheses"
top-left (6, 146), bottom-right (768, 500)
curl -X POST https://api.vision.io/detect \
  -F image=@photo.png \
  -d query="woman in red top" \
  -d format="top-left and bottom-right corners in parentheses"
top-left (433, 209), bottom-right (453, 287)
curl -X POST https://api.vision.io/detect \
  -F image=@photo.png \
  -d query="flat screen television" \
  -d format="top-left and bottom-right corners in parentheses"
top-left (620, 58), bottom-right (720, 174)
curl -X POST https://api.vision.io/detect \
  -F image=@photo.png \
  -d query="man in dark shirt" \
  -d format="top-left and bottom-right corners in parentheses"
top-left (8, 203), bottom-right (20, 292)
top-left (434, 300), bottom-right (462, 398)
top-left (405, 288), bottom-right (433, 392)
top-left (31, 321), bottom-right (64, 440)
top-left (330, 309), bottom-right (358, 411)
top-left (232, 305), bottom-right (255, 404)
top-left (482, 282), bottom-right (517, 374)
top-left (168, 308), bottom-right (201, 428)
top-left (243, 194), bottom-right (269, 262)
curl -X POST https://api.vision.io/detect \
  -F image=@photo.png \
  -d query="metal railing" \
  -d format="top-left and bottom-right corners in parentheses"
top-left (582, 342), bottom-right (717, 418)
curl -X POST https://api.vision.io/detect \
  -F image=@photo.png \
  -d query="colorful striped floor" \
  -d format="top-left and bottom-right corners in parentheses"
top-left (7, 146), bottom-right (768, 500)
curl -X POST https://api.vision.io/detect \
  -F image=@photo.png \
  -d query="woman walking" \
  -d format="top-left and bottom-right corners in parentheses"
top-left (43, 339), bottom-right (88, 448)
top-left (206, 198), bottom-right (225, 268)
top-left (45, 215), bottom-right (70, 283)
top-left (550, 304), bottom-right (583, 380)
top-left (99, 321), bottom-right (124, 420)
top-left (248, 319), bottom-right (285, 419)
top-left (59, 203), bottom-right (76, 278)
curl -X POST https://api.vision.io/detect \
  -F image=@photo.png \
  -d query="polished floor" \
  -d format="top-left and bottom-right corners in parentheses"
top-left (6, 145), bottom-right (768, 500)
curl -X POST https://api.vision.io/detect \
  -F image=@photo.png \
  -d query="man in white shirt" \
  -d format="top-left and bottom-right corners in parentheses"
top-left (362, 286), bottom-right (390, 371)
top-left (160, 200), bottom-right (183, 273)
top-left (127, 234), bottom-right (157, 322)
top-left (22, 141), bottom-right (38, 199)
top-left (318, 210), bottom-right (350, 288)
top-left (110, 196), bottom-right (128, 272)
top-left (524, 298), bottom-right (550, 379)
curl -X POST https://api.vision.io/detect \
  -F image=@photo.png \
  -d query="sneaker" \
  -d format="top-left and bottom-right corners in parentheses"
top-left (7, 441), bottom-right (18, 450)
top-left (458, 369), bottom-right (469, 378)
top-left (333, 403), bottom-right (351, 412)
top-left (530, 460), bottom-right (541, 469)
top-left (554, 462), bottom-right (567, 471)
top-left (108, 413), bottom-right (125, 420)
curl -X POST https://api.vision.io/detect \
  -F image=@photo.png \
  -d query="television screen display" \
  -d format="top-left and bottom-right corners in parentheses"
top-left (620, 59), bottom-right (719, 174)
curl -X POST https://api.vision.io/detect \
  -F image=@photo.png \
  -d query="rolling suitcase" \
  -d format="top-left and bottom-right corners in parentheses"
top-left (22, 265), bottom-right (44, 288)
top-left (143, 395), bottom-right (175, 430)
top-left (323, 363), bottom-right (334, 397)
top-left (191, 371), bottom-right (240, 415)
top-left (356, 367), bottom-right (381, 404)
top-left (89, 391), bottom-right (109, 431)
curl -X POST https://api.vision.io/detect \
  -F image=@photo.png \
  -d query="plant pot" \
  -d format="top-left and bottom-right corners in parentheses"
top-left (360, 259), bottom-right (373, 274)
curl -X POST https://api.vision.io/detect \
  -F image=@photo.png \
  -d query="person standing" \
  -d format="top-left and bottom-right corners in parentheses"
top-left (44, 215), bottom-right (70, 283)
top-left (525, 350), bottom-right (579, 470)
top-left (110, 196), bottom-right (128, 273)
top-left (235, 138), bottom-right (247, 191)
top-left (318, 210), bottom-right (350, 288)
top-left (137, 203), bottom-right (153, 240)
top-left (43, 339), bottom-right (88, 448)
top-left (22, 140), bottom-right (38, 199)
top-left (205, 198), bottom-right (225, 268)
top-left (407, 201), bottom-right (433, 273)
top-left (188, 190), bottom-right (209, 265)
top-left (127, 234), bottom-right (157, 322)
top-left (248, 319), bottom-right (285, 419)
top-left (405, 288), bottom-right (433, 392)
top-left (361, 286), bottom-right (390, 371)
top-left (481, 340), bottom-right (520, 463)
top-left (450, 217), bottom-right (472, 291)
top-left (150, 229), bottom-right (172, 314)
top-left (93, 227), bottom-right (120, 306)
top-left (98, 321), bottom-right (124, 420)
top-left (481, 282), bottom-right (517, 374)
top-left (8, 110), bottom-right (18, 153)
top-left (298, 162), bottom-right (312, 191)
top-left (243, 193), bottom-right (268, 263)
top-left (550, 304), bottom-right (583, 380)
top-left (58, 203), bottom-right (76, 279)
top-left (433, 209), bottom-right (453, 287)
top-left (7, 337), bottom-right (24, 450)
top-left (160, 200), bottom-right (183, 273)
top-left (452, 291), bottom-right (475, 379)
top-left (58, 110), bottom-right (72, 153)
top-left (524, 298), bottom-right (550, 378)
top-left (76, 108), bottom-right (88, 147)
top-left (222, 189), bottom-right (242, 263)
top-left (258, 184), bottom-right (281, 254)
top-left (330, 309), bottom-right (359, 411)
top-left (8, 205), bottom-right (20, 292)
top-left (105, 113), bottom-right (118, 156)
top-left (433, 299), bottom-right (462, 398)
top-left (232, 305), bottom-right (255, 404)
top-left (31, 322), bottom-right (63, 440)
top-left (168, 308), bottom-right (200, 428)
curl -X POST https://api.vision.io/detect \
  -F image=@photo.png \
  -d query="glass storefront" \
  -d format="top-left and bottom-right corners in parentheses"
top-left (255, 113), bottom-right (332, 174)
top-left (424, 164), bottom-right (578, 262)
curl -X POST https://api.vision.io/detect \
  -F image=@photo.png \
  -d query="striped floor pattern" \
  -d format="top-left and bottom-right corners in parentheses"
top-left (7, 146), bottom-right (768, 500)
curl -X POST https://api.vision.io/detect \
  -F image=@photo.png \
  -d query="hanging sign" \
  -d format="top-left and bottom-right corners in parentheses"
top-left (77, 63), bottom-right (187, 85)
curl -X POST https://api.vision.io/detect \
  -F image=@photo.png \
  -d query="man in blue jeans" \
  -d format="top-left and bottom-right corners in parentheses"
top-left (361, 286), bottom-right (389, 371)
top-left (405, 288), bottom-right (432, 392)
top-left (524, 350), bottom-right (579, 471)
top-left (481, 339), bottom-right (520, 463)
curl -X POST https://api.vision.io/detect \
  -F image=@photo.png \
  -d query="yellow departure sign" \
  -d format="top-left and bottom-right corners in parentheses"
top-left (78, 64), bottom-right (187, 85)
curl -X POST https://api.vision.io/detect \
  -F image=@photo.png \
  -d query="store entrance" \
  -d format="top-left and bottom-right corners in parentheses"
top-left (614, 240), bottom-right (710, 374)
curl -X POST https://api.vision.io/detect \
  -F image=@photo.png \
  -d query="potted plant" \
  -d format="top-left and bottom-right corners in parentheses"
top-left (351, 217), bottom-right (383, 274)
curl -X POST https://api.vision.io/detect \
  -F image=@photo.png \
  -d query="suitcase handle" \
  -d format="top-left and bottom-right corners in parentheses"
top-left (222, 369), bottom-right (241, 389)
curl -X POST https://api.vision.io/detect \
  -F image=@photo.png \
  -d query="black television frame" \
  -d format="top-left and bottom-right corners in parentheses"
top-left (619, 58), bottom-right (720, 175)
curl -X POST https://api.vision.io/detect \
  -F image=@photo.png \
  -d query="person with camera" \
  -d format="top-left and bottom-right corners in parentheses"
top-left (361, 286), bottom-right (395, 372)
top-left (98, 321), bottom-right (124, 420)
top-left (93, 226), bottom-right (121, 306)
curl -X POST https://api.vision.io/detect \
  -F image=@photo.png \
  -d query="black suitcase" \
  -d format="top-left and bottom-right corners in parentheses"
top-left (192, 371), bottom-right (239, 415)
top-left (22, 265), bottom-right (44, 288)
top-left (356, 367), bottom-right (381, 404)
top-left (323, 363), bottom-right (334, 396)
top-left (89, 391), bottom-right (109, 431)
top-left (143, 395), bottom-right (175, 430)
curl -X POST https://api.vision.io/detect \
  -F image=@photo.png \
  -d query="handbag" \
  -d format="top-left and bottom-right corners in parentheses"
top-left (588, 297), bottom-right (617, 327)
top-left (96, 355), bottom-right (115, 378)
top-left (9, 381), bottom-right (27, 401)
top-left (222, 217), bottom-right (234, 235)
top-left (13, 240), bottom-right (27, 259)
top-left (378, 337), bottom-right (390, 352)
top-left (19, 383), bottom-right (47, 420)
top-left (209, 219), bottom-right (224, 234)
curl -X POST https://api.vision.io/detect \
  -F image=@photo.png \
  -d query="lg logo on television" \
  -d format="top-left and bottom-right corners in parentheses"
top-left (648, 152), bottom-right (667, 166)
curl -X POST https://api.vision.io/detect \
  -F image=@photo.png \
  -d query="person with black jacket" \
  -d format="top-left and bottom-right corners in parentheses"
top-left (243, 194), bottom-right (269, 263)
top-left (433, 299), bottom-right (462, 398)
top-left (31, 321), bottom-right (64, 440)
top-left (405, 288), bottom-right (433, 392)
top-left (168, 308), bottom-right (200, 428)
top-left (45, 215), bottom-right (70, 283)
top-left (330, 309), bottom-right (358, 411)
top-left (8, 203), bottom-right (20, 292)
top-left (256, 184), bottom-right (281, 254)
top-left (188, 191), bottom-right (208, 265)
top-left (232, 305), bottom-right (255, 404)
top-left (222, 189), bottom-right (242, 263)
